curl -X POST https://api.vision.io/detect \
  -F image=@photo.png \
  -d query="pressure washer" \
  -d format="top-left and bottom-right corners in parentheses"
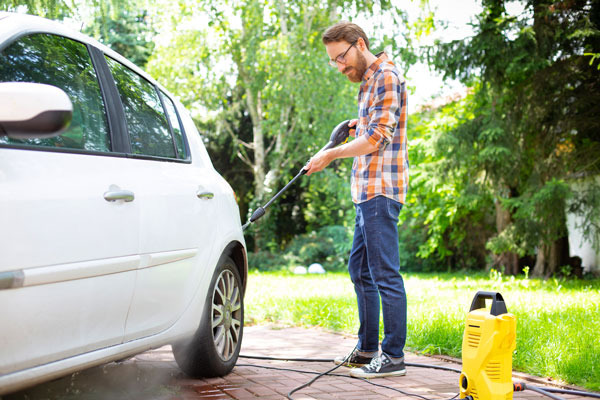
top-left (459, 291), bottom-right (516, 400)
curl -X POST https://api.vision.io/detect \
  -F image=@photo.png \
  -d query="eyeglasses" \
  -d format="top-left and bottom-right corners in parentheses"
top-left (328, 42), bottom-right (356, 68)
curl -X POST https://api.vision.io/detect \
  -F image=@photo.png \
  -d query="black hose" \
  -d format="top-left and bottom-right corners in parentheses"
top-left (527, 385), bottom-right (566, 400)
top-left (235, 363), bottom-right (458, 400)
top-left (239, 354), bottom-right (600, 399)
top-left (285, 344), bottom-right (356, 400)
top-left (239, 354), bottom-right (333, 363)
top-left (517, 380), bottom-right (600, 399)
top-left (356, 376), bottom-right (459, 400)
top-left (240, 351), bottom-right (462, 400)
top-left (405, 362), bottom-right (462, 374)
top-left (539, 387), bottom-right (600, 399)
top-left (240, 354), bottom-right (462, 373)
top-left (286, 359), bottom-right (346, 399)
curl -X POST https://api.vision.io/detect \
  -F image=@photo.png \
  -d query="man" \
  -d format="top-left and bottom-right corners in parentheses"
top-left (304, 21), bottom-right (409, 379)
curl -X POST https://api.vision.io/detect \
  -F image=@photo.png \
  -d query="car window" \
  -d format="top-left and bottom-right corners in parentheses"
top-left (160, 92), bottom-right (187, 160)
top-left (0, 33), bottom-right (110, 151)
top-left (105, 57), bottom-right (176, 158)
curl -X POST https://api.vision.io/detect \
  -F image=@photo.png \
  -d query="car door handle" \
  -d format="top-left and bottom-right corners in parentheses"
top-left (196, 191), bottom-right (214, 200)
top-left (104, 190), bottom-right (135, 202)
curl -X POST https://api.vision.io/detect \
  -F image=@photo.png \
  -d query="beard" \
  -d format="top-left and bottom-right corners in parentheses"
top-left (343, 51), bottom-right (368, 83)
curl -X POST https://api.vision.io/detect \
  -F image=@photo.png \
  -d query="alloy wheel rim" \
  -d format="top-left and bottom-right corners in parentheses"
top-left (211, 269), bottom-right (242, 361)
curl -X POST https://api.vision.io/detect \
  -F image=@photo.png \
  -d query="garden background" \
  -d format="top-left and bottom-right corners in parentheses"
top-left (3, 0), bottom-right (599, 391)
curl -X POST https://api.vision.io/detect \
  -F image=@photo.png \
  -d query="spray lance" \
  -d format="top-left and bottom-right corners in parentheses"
top-left (242, 120), bottom-right (354, 231)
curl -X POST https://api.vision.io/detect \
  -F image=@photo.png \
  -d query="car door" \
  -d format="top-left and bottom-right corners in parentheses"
top-left (102, 57), bottom-right (219, 340)
top-left (0, 33), bottom-right (139, 374)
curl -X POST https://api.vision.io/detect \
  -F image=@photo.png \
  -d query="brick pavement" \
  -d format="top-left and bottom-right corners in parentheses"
top-left (171, 325), bottom-right (589, 400)
top-left (5, 325), bottom-right (593, 400)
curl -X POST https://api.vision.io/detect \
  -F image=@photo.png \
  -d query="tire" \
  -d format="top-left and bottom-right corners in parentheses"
top-left (172, 255), bottom-right (244, 377)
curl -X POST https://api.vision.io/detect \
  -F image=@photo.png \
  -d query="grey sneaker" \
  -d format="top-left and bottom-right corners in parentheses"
top-left (333, 348), bottom-right (374, 367)
top-left (349, 353), bottom-right (406, 378)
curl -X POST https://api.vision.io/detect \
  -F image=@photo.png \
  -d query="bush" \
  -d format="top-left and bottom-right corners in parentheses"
top-left (247, 225), bottom-right (353, 272)
top-left (247, 250), bottom-right (286, 271)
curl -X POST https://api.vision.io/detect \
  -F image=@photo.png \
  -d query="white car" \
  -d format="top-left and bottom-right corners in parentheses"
top-left (0, 12), bottom-right (247, 395)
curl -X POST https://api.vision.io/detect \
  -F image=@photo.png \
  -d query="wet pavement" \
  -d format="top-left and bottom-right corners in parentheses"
top-left (3, 325), bottom-right (592, 400)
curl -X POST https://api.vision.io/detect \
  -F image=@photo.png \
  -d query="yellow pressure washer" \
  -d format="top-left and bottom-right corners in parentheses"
top-left (460, 291), bottom-right (516, 400)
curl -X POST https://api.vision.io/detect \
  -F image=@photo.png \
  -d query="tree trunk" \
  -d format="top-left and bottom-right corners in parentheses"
top-left (532, 242), bottom-right (547, 278)
top-left (493, 197), bottom-right (520, 275)
top-left (533, 236), bottom-right (570, 278)
top-left (245, 87), bottom-right (266, 200)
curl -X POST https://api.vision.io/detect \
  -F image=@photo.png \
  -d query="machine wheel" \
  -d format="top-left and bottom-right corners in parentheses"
top-left (173, 256), bottom-right (244, 377)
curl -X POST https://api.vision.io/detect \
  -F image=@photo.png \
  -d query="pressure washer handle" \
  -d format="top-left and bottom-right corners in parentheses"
top-left (320, 119), bottom-right (353, 152)
top-left (469, 291), bottom-right (508, 316)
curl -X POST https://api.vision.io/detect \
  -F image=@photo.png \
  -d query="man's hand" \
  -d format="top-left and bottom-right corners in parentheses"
top-left (348, 118), bottom-right (358, 135)
top-left (304, 149), bottom-right (334, 176)
top-left (305, 120), bottom-right (356, 176)
top-left (304, 122), bottom-right (380, 176)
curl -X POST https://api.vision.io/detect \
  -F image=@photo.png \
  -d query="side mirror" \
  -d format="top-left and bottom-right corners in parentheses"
top-left (0, 82), bottom-right (73, 139)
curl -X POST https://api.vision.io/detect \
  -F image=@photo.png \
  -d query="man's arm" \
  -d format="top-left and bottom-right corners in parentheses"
top-left (305, 70), bottom-right (402, 176)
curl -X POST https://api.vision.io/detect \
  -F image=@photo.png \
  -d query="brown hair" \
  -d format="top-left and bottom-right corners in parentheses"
top-left (322, 21), bottom-right (370, 50)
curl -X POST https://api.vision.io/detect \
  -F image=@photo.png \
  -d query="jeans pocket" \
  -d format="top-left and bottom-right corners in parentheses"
top-left (386, 198), bottom-right (402, 219)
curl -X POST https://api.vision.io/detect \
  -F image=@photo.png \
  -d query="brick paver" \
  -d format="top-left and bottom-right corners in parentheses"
top-left (4, 325), bottom-right (594, 400)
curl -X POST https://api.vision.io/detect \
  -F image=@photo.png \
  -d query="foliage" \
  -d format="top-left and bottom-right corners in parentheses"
top-left (83, 8), bottom-right (156, 67)
top-left (398, 93), bottom-right (495, 271)
top-left (247, 224), bottom-right (353, 272)
top-left (245, 271), bottom-right (600, 390)
top-left (2, 0), bottom-right (156, 67)
top-left (422, 0), bottom-right (600, 275)
top-left (0, 0), bottom-right (73, 19)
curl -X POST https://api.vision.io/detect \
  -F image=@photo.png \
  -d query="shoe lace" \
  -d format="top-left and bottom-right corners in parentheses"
top-left (364, 355), bottom-right (382, 372)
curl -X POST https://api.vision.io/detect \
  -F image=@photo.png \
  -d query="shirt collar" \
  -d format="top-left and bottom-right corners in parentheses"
top-left (362, 52), bottom-right (392, 83)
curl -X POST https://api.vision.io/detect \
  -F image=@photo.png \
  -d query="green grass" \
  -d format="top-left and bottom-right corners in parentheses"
top-left (244, 270), bottom-right (600, 391)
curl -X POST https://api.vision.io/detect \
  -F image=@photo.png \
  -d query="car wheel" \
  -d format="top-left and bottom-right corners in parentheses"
top-left (172, 255), bottom-right (244, 377)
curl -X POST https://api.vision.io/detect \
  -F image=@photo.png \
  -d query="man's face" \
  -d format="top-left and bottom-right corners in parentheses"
top-left (325, 40), bottom-right (367, 83)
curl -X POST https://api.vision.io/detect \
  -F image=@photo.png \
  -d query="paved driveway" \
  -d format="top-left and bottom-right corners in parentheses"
top-left (3, 325), bottom-right (589, 399)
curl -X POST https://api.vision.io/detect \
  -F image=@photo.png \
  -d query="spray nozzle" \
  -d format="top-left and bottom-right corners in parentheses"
top-left (249, 207), bottom-right (266, 222)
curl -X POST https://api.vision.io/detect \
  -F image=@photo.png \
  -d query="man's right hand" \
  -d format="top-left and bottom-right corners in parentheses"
top-left (348, 119), bottom-right (358, 136)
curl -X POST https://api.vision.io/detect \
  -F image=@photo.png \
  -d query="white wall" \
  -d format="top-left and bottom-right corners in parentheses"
top-left (566, 176), bottom-right (600, 273)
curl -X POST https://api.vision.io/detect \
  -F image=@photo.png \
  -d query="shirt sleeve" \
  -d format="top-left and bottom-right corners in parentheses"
top-left (365, 69), bottom-right (401, 148)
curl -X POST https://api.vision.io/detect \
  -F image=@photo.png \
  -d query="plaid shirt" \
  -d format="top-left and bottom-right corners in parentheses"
top-left (351, 52), bottom-right (409, 204)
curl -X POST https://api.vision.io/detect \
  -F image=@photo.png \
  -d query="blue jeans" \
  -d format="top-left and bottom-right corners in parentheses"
top-left (348, 195), bottom-right (407, 358)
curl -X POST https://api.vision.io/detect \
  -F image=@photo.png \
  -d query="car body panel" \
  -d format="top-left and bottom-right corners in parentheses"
top-left (0, 149), bottom-right (141, 373)
top-left (122, 158), bottom-right (220, 340)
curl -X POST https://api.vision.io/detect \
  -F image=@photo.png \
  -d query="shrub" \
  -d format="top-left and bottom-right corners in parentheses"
top-left (247, 225), bottom-right (352, 272)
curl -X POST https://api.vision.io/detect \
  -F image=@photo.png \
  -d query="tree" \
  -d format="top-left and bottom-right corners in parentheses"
top-left (83, 7), bottom-right (156, 67)
top-left (2, 0), bottom-right (156, 68)
top-left (0, 0), bottom-right (73, 19)
top-left (429, 0), bottom-right (600, 276)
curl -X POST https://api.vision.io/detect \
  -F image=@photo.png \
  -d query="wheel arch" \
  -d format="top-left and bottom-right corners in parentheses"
top-left (221, 241), bottom-right (247, 295)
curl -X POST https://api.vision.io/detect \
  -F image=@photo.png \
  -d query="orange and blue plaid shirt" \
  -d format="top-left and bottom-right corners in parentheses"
top-left (351, 52), bottom-right (409, 204)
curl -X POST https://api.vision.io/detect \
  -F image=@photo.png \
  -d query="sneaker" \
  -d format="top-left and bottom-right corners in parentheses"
top-left (333, 348), bottom-right (374, 367)
top-left (349, 353), bottom-right (407, 378)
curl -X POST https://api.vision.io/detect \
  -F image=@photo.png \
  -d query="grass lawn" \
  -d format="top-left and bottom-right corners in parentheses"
top-left (244, 270), bottom-right (600, 391)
